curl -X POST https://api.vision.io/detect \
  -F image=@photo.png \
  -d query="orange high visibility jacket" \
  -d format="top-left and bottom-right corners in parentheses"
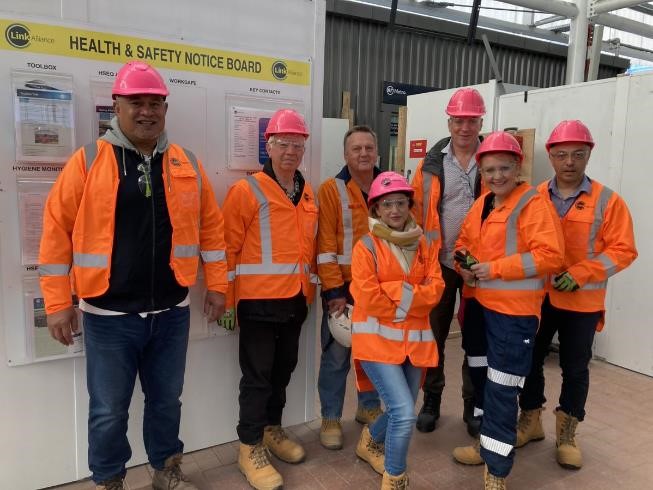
top-left (39, 141), bottom-right (228, 315)
top-left (538, 180), bottom-right (637, 326)
top-left (350, 233), bottom-right (445, 391)
top-left (316, 169), bottom-right (372, 292)
top-left (456, 184), bottom-right (565, 318)
top-left (223, 172), bottom-right (318, 308)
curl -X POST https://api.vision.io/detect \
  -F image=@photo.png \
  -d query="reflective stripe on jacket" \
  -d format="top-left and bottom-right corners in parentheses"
top-left (456, 184), bottom-right (565, 317)
top-left (350, 233), bottom-right (445, 391)
top-left (538, 180), bottom-right (637, 326)
top-left (223, 172), bottom-right (318, 308)
top-left (316, 173), bottom-right (370, 291)
top-left (39, 140), bottom-right (228, 314)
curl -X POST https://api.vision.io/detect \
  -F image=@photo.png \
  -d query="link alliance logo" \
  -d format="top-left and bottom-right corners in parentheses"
top-left (5, 23), bottom-right (31, 48)
top-left (271, 60), bottom-right (287, 81)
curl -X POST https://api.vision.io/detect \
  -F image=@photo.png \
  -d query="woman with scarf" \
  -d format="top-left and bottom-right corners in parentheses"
top-left (350, 171), bottom-right (444, 489)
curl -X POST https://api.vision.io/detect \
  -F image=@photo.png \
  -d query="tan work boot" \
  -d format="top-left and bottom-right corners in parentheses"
top-left (320, 418), bottom-right (343, 450)
top-left (484, 465), bottom-right (507, 490)
top-left (95, 476), bottom-right (124, 490)
top-left (238, 442), bottom-right (283, 490)
top-left (381, 471), bottom-right (409, 489)
top-left (152, 453), bottom-right (198, 490)
top-left (263, 425), bottom-right (306, 463)
top-left (453, 439), bottom-right (483, 465)
top-left (355, 405), bottom-right (383, 424)
top-left (555, 408), bottom-right (582, 469)
top-left (355, 424), bottom-right (385, 475)
top-left (515, 408), bottom-right (545, 448)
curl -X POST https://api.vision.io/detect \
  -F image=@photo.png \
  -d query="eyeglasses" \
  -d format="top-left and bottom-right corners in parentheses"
top-left (137, 161), bottom-right (152, 198)
top-left (273, 139), bottom-right (305, 151)
top-left (549, 150), bottom-right (589, 163)
top-left (379, 198), bottom-right (410, 210)
top-left (480, 163), bottom-right (517, 178)
top-left (450, 117), bottom-right (482, 127)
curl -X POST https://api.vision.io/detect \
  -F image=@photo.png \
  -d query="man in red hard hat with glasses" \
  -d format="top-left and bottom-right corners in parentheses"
top-left (410, 87), bottom-right (485, 436)
top-left (221, 108), bottom-right (318, 490)
top-left (516, 120), bottom-right (637, 470)
top-left (39, 61), bottom-right (227, 490)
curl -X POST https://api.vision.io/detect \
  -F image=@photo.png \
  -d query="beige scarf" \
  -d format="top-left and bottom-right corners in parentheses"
top-left (369, 216), bottom-right (423, 272)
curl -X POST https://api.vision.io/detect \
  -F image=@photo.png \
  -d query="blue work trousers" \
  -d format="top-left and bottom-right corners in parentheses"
top-left (461, 299), bottom-right (538, 478)
top-left (361, 359), bottom-right (422, 476)
top-left (84, 306), bottom-right (190, 483)
top-left (318, 301), bottom-right (380, 419)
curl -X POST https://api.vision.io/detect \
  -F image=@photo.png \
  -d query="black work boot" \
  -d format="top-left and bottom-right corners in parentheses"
top-left (416, 392), bottom-right (441, 433)
top-left (463, 399), bottom-right (481, 438)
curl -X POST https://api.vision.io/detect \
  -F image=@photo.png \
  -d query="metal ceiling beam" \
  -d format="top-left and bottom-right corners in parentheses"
top-left (499, 0), bottom-right (578, 18)
top-left (532, 15), bottom-right (567, 27)
top-left (593, 11), bottom-right (653, 37)
top-left (629, 3), bottom-right (653, 15)
top-left (590, 0), bottom-right (650, 16)
top-left (567, 0), bottom-right (589, 84)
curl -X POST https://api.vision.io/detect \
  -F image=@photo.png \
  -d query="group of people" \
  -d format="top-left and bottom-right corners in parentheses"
top-left (38, 60), bottom-right (637, 490)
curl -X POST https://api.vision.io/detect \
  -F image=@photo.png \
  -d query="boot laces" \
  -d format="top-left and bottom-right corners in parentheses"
top-left (389, 474), bottom-right (409, 490)
top-left (250, 443), bottom-right (272, 470)
top-left (99, 478), bottom-right (124, 490)
top-left (422, 394), bottom-right (440, 414)
top-left (359, 406), bottom-right (383, 419)
top-left (161, 457), bottom-right (191, 487)
top-left (485, 472), bottom-right (506, 490)
top-left (560, 415), bottom-right (578, 447)
top-left (517, 410), bottom-right (533, 432)
top-left (267, 425), bottom-right (289, 444)
top-left (366, 437), bottom-right (385, 457)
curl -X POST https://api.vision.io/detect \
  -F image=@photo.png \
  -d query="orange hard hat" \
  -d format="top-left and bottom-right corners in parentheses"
top-left (367, 171), bottom-right (414, 206)
top-left (264, 109), bottom-right (309, 140)
top-left (546, 120), bottom-right (594, 151)
top-left (476, 131), bottom-right (523, 163)
top-left (112, 61), bottom-right (169, 98)
top-left (446, 88), bottom-right (486, 117)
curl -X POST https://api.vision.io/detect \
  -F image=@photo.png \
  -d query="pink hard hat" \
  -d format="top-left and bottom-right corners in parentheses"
top-left (264, 109), bottom-right (309, 140)
top-left (112, 61), bottom-right (169, 98)
top-left (476, 131), bottom-right (524, 163)
top-left (446, 88), bottom-right (486, 117)
top-left (546, 120), bottom-right (594, 151)
top-left (367, 171), bottom-right (414, 206)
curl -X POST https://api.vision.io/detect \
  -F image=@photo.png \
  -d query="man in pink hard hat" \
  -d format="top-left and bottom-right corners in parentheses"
top-left (40, 60), bottom-right (227, 490)
top-left (410, 87), bottom-right (485, 436)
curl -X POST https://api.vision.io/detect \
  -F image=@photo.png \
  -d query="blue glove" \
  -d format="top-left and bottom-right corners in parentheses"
top-left (218, 308), bottom-right (236, 331)
top-left (553, 271), bottom-right (579, 292)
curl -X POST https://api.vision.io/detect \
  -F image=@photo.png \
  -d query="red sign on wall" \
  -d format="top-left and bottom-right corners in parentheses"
top-left (409, 139), bottom-right (428, 158)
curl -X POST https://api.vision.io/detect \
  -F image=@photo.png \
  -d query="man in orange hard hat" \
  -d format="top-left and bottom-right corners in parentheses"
top-left (221, 108), bottom-right (318, 490)
top-left (411, 87), bottom-right (485, 436)
top-left (516, 120), bottom-right (637, 470)
top-left (39, 60), bottom-right (227, 490)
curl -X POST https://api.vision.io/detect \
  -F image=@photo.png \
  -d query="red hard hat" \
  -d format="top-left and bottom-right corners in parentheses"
top-left (264, 109), bottom-right (309, 140)
top-left (112, 61), bottom-right (169, 98)
top-left (367, 171), bottom-right (414, 206)
top-left (545, 120), bottom-right (594, 151)
top-left (476, 131), bottom-right (523, 163)
top-left (446, 88), bottom-right (486, 117)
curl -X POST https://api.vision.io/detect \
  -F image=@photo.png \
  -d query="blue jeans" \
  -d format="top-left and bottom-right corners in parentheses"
top-left (84, 306), bottom-right (190, 483)
top-left (318, 304), bottom-right (380, 418)
top-left (361, 359), bottom-right (422, 476)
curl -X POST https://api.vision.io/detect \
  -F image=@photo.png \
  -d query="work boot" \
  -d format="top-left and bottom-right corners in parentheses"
top-left (355, 424), bottom-right (385, 475)
top-left (152, 453), bottom-right (198, 490)
top-left (381, 471), bottom-right (409, 489)
top-left (320, 418), bottom-right (343, 450)
top-left (355, 405), bottom-right (383, 425)
top-left (515, 408), bottom-right (545, 448)
top-left (555, 408), bottom-right (582, 469)
top-left (484, 465), bottom-right (507, 490)
top-left (453, 439), bottom-right (483, 465)
top-left (95, 476), bottom-right (124, 490)
top-left (416, 392), bottom-right (441, 433)
top-left (263, 425), bottom-right (306, 463)
top-left (238, 442), bottom-right (283, 490)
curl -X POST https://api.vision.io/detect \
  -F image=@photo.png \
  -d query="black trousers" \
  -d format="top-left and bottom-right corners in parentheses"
top-left (519, 295), bottom-right (600, 421)
top-left (236, 312), bottom-right (306, 445)
top-left (422, 264), bottom-right (474, 403)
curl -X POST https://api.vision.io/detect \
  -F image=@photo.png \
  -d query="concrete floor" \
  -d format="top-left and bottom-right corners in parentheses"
top-left (52, 334), bottom-right (653, 489)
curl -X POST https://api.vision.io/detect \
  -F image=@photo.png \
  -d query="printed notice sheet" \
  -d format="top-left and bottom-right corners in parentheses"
top-left (12, 70), bottom-right (76, 162)
top-left (17, 180), bottom-right (53, 265)
top-left (227, 106), bottom-right (276, 171)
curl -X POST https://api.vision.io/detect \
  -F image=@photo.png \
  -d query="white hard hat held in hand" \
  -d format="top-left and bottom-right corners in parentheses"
top-left (328, 304), bottom-right (353, 348)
